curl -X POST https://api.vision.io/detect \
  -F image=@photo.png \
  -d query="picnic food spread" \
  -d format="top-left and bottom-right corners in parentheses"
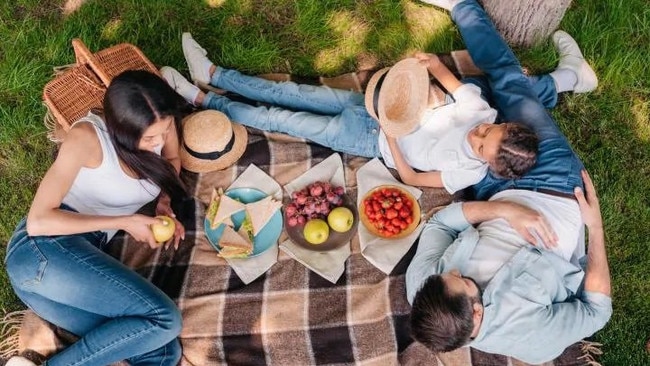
top-left (359, 185), bottom-right (420, 239)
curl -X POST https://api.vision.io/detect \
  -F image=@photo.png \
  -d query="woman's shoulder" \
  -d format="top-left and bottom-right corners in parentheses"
top-left (60, 120), bottom-right (103, 167)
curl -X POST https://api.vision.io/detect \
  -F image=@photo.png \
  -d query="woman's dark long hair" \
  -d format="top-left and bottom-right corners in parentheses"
top-left (103, 70), bottom-right (191, 203)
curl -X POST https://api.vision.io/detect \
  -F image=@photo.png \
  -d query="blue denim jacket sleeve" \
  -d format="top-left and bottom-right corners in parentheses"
top-left (405, 202), bottom-right (471, 304)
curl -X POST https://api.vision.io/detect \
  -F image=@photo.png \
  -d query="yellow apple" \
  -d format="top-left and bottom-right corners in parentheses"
top-left (151, 216), bottom-right (175, 243)
top-left (327, 207), bottom-right (354, 233)
top-left (303, 219), bottom-right (329, 245)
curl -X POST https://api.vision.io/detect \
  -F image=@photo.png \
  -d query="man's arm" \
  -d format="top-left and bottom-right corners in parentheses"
top-left (406, 202), bottom-right (470, 303)
top-left (575, 170), bottom-right (611, 296)
top-left (462, 200), bottom-right (558, 247)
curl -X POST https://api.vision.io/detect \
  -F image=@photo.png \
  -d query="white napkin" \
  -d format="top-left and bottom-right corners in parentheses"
top-left (280, 153), bottom-right (351, 283)
top-left (223, 164), bottom-right (282, 284)
top-left (356, 158), bottom-right (424, 274)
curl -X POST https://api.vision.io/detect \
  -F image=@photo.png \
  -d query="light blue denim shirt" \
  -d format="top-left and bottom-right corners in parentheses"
top-left (406, 202), bottom-right (612, 364)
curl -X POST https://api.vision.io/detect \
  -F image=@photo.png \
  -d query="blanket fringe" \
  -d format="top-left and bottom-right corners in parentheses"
top-left (577, 340), bottom-right (604, 366)
top-left (0, 309), bottom-right (26, 359)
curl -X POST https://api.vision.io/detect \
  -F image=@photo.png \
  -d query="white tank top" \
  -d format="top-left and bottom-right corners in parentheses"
top-left (62, 112), bottom-right (161, 240)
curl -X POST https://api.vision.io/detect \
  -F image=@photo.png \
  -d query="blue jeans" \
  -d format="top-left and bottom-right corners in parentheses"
top-left (203, 68), bottom-right (382, 158)
top-left (4, 211), bottom-right (182, 365)
top-left (453, 0), bottom-right (584, 199)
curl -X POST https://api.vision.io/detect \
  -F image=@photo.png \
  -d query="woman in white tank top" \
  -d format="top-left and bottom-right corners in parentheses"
top-left (5, 70), bottom-right (190, 366)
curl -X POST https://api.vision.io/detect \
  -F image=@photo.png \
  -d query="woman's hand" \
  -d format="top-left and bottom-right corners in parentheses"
top-left (155, 194), bottom-right (186, 250)
top-left (123, 214), bottom-right (163, 249)
top-left (574, 170), bottom-right (603, 231)
top-left (500, 201), bottom-right (558, 248)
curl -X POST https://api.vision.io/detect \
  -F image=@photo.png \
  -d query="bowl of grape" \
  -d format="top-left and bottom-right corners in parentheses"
top-left (284, 181), bottom-right (359, 251)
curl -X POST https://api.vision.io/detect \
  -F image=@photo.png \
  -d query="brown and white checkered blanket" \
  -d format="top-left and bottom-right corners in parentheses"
top-left (3, 51), bottom-right (597, 366)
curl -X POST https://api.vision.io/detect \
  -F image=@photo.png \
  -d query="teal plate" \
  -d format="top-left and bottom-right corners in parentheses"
top-left (204, 187), bottom-right (283, 257)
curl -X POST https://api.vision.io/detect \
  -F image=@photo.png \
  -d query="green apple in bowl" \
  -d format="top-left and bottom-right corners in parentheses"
top-left (327, 207), bottom-right (354, 233)
top-left (303, 219), bottom-right (329, 245)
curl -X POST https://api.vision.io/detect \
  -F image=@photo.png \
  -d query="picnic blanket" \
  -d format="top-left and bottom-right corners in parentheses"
top-left (1, 50), bottom-right (602, 366)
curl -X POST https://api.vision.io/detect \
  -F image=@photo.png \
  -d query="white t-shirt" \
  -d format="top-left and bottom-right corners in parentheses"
top-left (62, 113), bottom-right (161, 240)
top-left (465, 189), bottom-right (583, 289)
top-left (378, 83), bottom-right (498, 194)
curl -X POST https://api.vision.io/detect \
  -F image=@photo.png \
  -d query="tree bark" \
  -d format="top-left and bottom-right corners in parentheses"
top-left (481, 0), bottom-right (572, 46)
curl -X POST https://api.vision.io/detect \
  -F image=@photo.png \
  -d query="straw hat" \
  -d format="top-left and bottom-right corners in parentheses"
top-left (364, 58), bottom-right (430, 137)
top-left (180, 110), bottom-right (248, 173)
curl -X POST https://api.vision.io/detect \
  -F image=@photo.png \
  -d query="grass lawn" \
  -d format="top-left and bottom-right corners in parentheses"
top-left (0, 0), bottom-right (648, 364)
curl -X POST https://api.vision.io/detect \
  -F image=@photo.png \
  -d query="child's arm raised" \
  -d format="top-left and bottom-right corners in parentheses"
top-left (386, 135), bottom-right (444, 189)
top-left (414, 52), bottom-right (462, 93)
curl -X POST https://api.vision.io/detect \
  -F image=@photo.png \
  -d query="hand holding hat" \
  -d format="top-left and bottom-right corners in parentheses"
top-left (364, 58), bottom-right (430, 138)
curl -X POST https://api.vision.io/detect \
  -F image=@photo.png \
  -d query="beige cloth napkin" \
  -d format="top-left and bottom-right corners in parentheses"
top-left (357, 158), bottom-right (424, 274)
top-left (280, 153), bottom-right (351, 283)
top-left (223, 164), bottom-right (282, 284)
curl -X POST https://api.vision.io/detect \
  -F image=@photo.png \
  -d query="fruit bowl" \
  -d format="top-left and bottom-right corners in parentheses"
top-left (358, 185), bottom-right (421, 239)
top-left (284, 193), bottom-right (359, 252)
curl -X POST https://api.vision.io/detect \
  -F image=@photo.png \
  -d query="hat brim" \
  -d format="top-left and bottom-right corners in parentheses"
top-left (364, 67), bottom-right (391, 122)
top-left (376, 58), bottom-right (430, 137)
top-left (180, 121), bottom-right (248, 173)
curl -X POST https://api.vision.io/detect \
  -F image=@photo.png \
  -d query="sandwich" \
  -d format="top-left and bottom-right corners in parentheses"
top-left (205, 188), bottom-right (225, 229)
top-left (206, 188), bottom-right (246, 229)
top-left (217, 225), bottom-right (253, 258)
top-left (244, 196), bottom-right (282, 236)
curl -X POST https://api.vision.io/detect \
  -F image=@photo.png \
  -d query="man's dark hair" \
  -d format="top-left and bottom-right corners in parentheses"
top-left (491, 122), bottom-right (538, 179)
top-left (410, 275), bottom-right (475, 353)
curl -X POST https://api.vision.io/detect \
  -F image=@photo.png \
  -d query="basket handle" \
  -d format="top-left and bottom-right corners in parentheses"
top-left (71, 38), bottom-right (112, 86)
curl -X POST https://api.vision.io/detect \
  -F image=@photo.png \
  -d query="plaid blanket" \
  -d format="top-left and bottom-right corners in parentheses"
top-left (2, 51), bottom-right (599, 366)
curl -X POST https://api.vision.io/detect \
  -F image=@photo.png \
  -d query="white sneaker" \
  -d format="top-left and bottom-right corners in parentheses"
top-left (160, 66), bottom-right (200, 105)
top-left (419, 0), bottom-right (458, 11)
top-left (182, 32), bottom-right (213, 85)
top-left (552, 30), bottom-right (598, 93)
top-left (6, 356), bottom-right (37, 366)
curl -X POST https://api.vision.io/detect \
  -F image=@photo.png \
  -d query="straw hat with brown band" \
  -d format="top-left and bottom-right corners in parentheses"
top-left (180, 110), bottom-right (248, 173)
top-left (364, 58), bottom-right (430, 137)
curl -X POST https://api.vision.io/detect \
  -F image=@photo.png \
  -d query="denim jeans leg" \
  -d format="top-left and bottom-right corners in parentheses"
top-left (452, 0), bottom-right (584, 198)
top-left (463, 74), bottom-right (558, 110)
top-left (203, 93), bottom-right (381, 158)
top-left (211, 67), bottom-right (366, 115)
top-left (5, 221), bottom-right (182, 366)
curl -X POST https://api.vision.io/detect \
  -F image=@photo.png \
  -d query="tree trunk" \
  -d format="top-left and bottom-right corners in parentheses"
top-left (481, 0), bottom-right (572, 46)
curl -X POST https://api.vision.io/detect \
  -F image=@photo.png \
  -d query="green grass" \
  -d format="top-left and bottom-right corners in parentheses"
top-left (0, 0), bottom-right (648, 364)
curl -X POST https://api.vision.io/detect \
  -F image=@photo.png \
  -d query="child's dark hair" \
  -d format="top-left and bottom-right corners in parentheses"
top-left (491, 123), bottom-right (538, 179)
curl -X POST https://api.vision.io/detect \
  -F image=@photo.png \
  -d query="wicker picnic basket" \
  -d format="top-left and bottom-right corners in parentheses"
top-left (43, 38), bottom-right (159, 142)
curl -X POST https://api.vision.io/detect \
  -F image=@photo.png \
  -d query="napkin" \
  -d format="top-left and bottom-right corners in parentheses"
top-left (280, 153), bottom-right (351, 283)
top-left (223, 164), bottom-right (282, 284)
top-left (356, 158), bottom-right (424, 274)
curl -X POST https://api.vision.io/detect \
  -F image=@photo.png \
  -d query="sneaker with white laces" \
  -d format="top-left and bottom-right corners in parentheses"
top-left (182, 32), bottom-right (213, 86)
top-left (418, 0), bottom-right (459, 11)
top-left (552, 30), bottom-right (598, 93)
top-left (160, 66), bottom-right (200, 105)
top-left (5, 356), bottom-right (37, 366)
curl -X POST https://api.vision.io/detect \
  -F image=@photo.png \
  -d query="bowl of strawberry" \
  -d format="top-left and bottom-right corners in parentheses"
top-left (359, 185), bottom-right (421, 239)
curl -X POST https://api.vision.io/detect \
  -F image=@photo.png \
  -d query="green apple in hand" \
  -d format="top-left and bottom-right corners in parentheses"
top-left (151, 215), bottom-right (176, 244)
top-left (303, 219), bottom-right (329, 245)
top-left (327, 207), bottom-right (354, 233)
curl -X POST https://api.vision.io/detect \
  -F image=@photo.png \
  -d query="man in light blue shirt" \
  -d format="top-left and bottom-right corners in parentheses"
top-left (406, 0), bottom-right (612, 363)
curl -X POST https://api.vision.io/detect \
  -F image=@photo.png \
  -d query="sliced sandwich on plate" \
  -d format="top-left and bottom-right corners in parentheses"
top-left (244, 196), bottom-right (283, 236)
top-left (218, 225), bottom-right (253, 258)
top-left (205, 188), bottom-right (246, 229)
